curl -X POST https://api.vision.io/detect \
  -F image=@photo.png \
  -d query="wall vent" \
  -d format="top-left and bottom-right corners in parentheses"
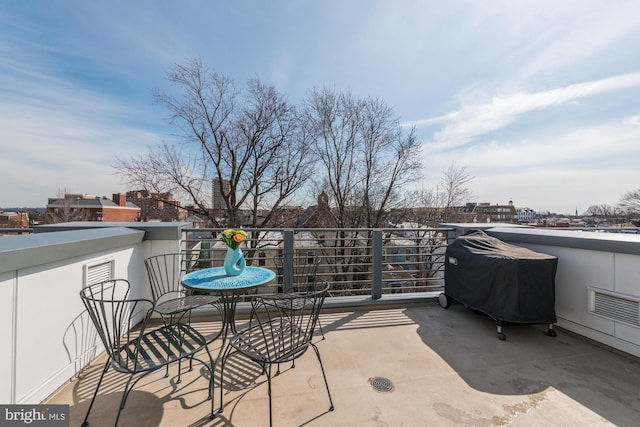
top-left (588, 287), bottom-right (640, 328)
top-left (84, 259), bottom-right (114, 287)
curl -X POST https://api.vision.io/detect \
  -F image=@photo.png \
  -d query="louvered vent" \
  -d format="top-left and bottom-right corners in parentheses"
top-left (589, 287), bottom-right (640, 327)
top-left (84, 260), bottom-right (114, 286)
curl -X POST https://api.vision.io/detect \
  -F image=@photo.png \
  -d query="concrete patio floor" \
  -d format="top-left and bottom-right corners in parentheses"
top-left (46, 302), bottom-right (640, 426)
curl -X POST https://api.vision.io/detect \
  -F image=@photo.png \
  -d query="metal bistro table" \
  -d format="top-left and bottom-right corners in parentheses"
top-left (181, 266), bottom-right (276, 336)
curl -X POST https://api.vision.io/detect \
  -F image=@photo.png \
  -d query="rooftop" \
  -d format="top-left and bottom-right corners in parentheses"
top-left (4, 222), bottom-right (640, 426)
top-left (46, 303), bottom-right (640, 426)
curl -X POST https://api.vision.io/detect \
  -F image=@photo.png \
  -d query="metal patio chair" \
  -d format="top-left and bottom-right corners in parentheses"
top-left (219, 282), bottom-right (334, 426)
top-left (267, 258), bottom-right (325, 339)
top-left (144, 253), bottom-right (221, 323)
top-left (145, 253), bottom-right (221, 380)
top-left (79, 279), bottom-right (222, 426)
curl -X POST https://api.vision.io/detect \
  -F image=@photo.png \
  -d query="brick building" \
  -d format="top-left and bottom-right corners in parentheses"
top-left (0, 211), bottom-right (30, 228)
top-left (296, 191), bottom-right (335, 228)
top-left (46, 193), bottom-right (140, 222)
top-left (126, 190), bottom-right (188, 222)
top-left (471, 200), bottom-right (518, 223)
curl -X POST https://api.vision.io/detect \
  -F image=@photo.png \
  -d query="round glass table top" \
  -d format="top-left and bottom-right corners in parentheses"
top-left (181, 266), bottom-right (276, 291)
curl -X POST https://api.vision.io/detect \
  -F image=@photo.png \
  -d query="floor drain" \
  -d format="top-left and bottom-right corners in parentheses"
top-left (369, 377), bottom-right (394, 393)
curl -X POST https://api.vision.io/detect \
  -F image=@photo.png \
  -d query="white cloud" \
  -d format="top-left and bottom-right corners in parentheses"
top-left (0, 104), bottom-right (160, 206)
top-left (519, 1), bottom-right (640, 79)
top-left (471, 166), bottom-right (639, 215)
top-left (0, 74), bottom-right (161, 206)
top-left (463, 116), bottom-right (640, 168)
top-left (411, 73), bottom-right (640, 151)
top-left (415, 115), bottom-right (640, 214)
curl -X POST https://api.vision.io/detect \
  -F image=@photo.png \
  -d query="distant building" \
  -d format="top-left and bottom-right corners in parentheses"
top-left (296, 191), bottom-right (335, 228)
top-left (212, 178), bottom-right (231, 211)
top-left (0, 211), bottom-right (29, 228)
top-left (460, 202), bottom-right (477, 213)
top-left (126, 190), bottom-right (188, 222)
top-left (472, 200), bottom-right (518, 223)
top-left (46, 193), bottom-right (140, 223)
top-left (265, 205), bottom-right (304, 228)
top-left (387, 206), bottom-right (445, 227)
top-left (516, 207), bottom-right (536, 223)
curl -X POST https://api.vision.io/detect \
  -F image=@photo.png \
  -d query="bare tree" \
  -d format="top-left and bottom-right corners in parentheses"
top-left (439, 162), bottom-right (473, 222)
top-left (584, 204), bottom-right (625, 224)
top-left (115, 58), bottom-right (314, 229)
top-left (405, 162), bottom-right (474, 227)
top-left (304, 87), bottom-right (422, 228)
top-left (402, 187), bottom-right (444, 226)
top-left (45, 188), bottom-right (93, 224)
top-left (620, 189), bottom-right (640, 215)
top-left (302, 88), bottom-right (422, 289)
top-left (584, 204), bottom-right (614, 217)
top-left (390, 163), bottom-right (473, 288)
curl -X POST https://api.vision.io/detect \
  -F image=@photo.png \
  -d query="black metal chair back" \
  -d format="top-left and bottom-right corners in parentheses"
top-left (219, 281), bottom-right (334, 426)
top-left (80, 279), bottom-right (151, 372)
top-left (290, 257), bottom-right (320, 293)
top-left (277, 257), bottom-right (325, 338)
top-left (144, 253), bottom-right (219, 317)
top-left (79, 279), bottom-right (218, 426)
top-left (144, 253), bottom-right (186, 303)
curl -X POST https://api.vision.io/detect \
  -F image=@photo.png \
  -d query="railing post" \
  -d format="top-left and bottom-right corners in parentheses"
top-left (283, 229), bottom-right (295, 292)
top-left (372, 229), bottom-right (382, 300)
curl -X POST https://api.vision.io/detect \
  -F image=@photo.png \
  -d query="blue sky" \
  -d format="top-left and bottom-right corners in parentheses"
top-left (2, 1), bottom-right (640, 214)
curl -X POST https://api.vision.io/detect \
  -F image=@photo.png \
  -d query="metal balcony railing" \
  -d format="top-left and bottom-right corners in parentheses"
top-left (181, 227), bottom-right (453, 300)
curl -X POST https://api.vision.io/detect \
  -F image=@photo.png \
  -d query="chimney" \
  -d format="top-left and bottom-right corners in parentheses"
top-left (113, 193), bottom-right (126, 207)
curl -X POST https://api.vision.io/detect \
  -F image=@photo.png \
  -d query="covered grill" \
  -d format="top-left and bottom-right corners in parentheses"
top-left (440, 230), bottom-right (558, 340)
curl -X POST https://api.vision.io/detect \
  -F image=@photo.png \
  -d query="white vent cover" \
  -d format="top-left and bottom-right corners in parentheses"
top-left (84, 259), bottom-right (114, 287)
top-left (588, 287), bottom-right (640, 328)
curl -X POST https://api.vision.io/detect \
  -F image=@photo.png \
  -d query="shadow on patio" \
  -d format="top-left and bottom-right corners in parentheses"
top-left (47, 303), bottom-right (640, 426)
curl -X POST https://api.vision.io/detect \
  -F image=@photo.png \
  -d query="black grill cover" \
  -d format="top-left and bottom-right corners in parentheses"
top-left (445, 230), bottom-right (557, 324)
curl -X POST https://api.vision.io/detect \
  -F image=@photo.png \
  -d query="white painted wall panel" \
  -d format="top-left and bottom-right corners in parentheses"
top-left (14, 249), bottom-right (138, 404)
top-left (617, 322), bottom-right (640, 347)
top-left (0, 271), bottom-right (15, 403)
top-left (15, 259), bottom-right (86, 403)
top-left (522, 244), bottom-right (617, 335)
top-left (614, 253), bottom-right (640, 296)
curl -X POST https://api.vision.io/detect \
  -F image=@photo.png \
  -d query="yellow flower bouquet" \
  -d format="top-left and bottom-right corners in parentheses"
top-left (220, 229), bottom-right (249, 250)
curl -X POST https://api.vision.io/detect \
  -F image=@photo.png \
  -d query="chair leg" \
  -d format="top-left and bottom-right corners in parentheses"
top-left (187, 310), bottom-right (194, 373)
top-left (163, 314), bottom-right (174, 379)
top-left (202, 345), bottom-right (216, 418)
top-left (209, 370), bottom-right (216, 420)
top-left (311, 343), bottom-right (334, 411)
top-left (175, 314), bottom-right (184, 383)
top-left (115, 380), bottom-right (131, 426)
top-left (119, 375), bottom-right (137, 410)
top-left (218, 345), bottom-right (234, 414)
top-left (175, 363), bottom-right (183, 384)
top-left (164, 312), bottom-right (196, 383)
top-left (81, 360), bottom-right (110, 427)
top-left (267, 364), bottom-right (273, 427)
